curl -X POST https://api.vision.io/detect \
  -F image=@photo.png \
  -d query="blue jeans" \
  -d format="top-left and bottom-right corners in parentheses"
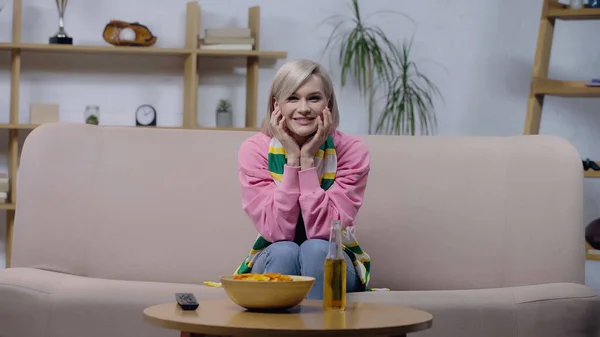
top-left (250, 239), bottom-right (362, 300)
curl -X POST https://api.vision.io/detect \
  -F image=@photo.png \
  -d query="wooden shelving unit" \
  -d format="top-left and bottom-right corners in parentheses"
top-left (524, 0), bottom-right (600, 261)
top-left (1, 0), bottom-right (287, 267)
top-left (524, 1), bottom-right (600, 142)
top-left (532, 78), bottom-right (600, 97)
top-left (546, 6), bottom-right (600, 20)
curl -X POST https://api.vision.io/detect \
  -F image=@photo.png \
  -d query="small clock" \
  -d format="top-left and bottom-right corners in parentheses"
top-left (136, 104), bottom-right (157, 126)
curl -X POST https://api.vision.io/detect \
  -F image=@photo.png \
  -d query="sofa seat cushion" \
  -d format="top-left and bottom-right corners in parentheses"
top-left (347, 283), bottom-right (599, 337)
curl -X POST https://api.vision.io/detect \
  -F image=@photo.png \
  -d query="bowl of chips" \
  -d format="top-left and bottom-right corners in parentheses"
top-left (219, 273), bottom-right (315, 310)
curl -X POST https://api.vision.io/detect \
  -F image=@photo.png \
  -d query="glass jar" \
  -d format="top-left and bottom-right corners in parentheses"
top-left (84, 105), bottom-right (100, 125)
top-left (570, 0), bottom-right (584, 9)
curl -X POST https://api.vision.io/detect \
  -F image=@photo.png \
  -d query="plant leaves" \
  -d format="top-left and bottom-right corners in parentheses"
top-left (320, 0), bottom-right (441, 135)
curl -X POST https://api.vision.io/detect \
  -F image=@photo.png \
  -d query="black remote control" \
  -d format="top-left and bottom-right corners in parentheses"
top-left (175, 293), bottom-right (199, 311)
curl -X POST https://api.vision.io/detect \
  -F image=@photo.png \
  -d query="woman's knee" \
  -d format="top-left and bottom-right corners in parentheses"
top-left (251, 241), bottom-right (300, 275)
top-left (299, 239), bottom-right (328, 260)
top-left (267, 241), bottom-right (301, 262)
top-left (299, 239), bottom-right (328, 273)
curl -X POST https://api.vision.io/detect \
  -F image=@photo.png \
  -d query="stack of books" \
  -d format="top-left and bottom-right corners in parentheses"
top-left (198, 28), bottom-right (255, 51)
top-left (0, 173), bottom-right (8, 203)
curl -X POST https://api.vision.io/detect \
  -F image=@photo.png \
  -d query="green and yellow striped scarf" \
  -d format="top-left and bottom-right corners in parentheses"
top-left (267, 135), bottom-right (337, 189)
top-left (234, 135), bottom-right (374, 290)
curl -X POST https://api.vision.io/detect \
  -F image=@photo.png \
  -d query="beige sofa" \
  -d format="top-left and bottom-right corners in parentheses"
top-left (0, 122), bottom-right (598, 337)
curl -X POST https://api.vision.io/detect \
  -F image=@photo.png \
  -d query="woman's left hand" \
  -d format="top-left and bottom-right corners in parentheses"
top-left (300, 107), bottom-right (333, 169)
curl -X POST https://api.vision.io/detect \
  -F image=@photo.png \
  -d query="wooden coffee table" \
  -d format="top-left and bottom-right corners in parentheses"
top-left (143, 299), bottom-right (433, 337)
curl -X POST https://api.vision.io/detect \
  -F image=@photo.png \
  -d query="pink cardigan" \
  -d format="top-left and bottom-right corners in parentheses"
top-left (237, 130), bottom-right (370, 242)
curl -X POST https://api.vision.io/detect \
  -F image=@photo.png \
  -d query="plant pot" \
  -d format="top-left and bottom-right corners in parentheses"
top-left (216, 110), bottom-right (232, 128)
top-left (85, 115), bottom-right (99, 125)
top-left (84, 105), bottom-right (100, 125)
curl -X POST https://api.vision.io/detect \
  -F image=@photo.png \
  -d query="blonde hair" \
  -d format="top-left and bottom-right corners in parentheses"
top-left (260, 59), bottom-right (340, 136)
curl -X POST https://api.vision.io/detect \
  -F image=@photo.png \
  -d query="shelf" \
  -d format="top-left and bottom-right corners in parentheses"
top-left (196, 49), bottom-right (286, 59)
top-left (532, 78), bottom-right (600, 97)
top-left (0, 123), bottom-right (259, 132)
top-left (0, 203), bottom-right (15, 210)
top-left (585, 170), bottom-right (600, 178)
top-left (128, 125), bottom-right (259, 131)
top-left (196, 126), bottom-right (259, 131)
top-left (0, 123), bottom-right (38, 129)
top-left (0, 43), bottom-right (287, 59)
top-left (547, 5), bottom-right (600, 20)
top-left (0, 43), bottom-right (193, 56)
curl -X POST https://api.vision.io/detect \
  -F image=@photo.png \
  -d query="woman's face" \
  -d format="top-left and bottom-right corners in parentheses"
top-left (274, 75), bottom-right (329, 140)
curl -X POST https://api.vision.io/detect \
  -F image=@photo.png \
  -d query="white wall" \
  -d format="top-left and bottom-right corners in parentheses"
top-left (1, 0), bottom-right (600, 287)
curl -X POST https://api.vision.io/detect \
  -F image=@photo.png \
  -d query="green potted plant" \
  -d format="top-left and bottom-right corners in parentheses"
top-left (84, 105), bottom-right (100, 125)
top-left (216, 99), bottom-right (232, 128)
top-left (322, 0), bottom-right (442, 135)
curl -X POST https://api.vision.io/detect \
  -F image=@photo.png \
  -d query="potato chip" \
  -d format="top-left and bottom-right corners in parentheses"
top-left (233, 273), bottom-right (294, 282)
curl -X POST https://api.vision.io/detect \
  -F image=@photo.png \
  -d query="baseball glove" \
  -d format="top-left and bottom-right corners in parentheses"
top-left (103, 20), bottom-right (157, 47)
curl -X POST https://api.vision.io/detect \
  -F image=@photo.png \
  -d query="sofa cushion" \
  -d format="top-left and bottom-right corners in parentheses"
top-left (348, 282), bottom-right (599, 337)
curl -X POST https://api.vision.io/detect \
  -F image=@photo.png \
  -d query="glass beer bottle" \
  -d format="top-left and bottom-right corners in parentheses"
top-left (323, 220), bottom-right (346, 310)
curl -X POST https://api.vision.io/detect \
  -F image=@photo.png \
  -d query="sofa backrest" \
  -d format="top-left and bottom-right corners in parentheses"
top-left (11, 123), bottom-right (584, 290)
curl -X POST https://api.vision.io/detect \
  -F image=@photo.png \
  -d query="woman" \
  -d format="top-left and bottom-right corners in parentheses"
top-left (234, 59), bottom-right (371, 300)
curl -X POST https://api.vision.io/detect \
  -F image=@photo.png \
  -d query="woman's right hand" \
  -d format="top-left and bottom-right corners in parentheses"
top-left (270, 108), bottom-right (300, 166)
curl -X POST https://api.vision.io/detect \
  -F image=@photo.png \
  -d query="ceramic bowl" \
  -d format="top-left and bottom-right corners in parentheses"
top-left (219, 275), bottom-right (315, 311)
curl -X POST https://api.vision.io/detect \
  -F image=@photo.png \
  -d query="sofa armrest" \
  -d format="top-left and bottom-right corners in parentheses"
top-left (0, 268), bottom-right (227, 337)
top-left (348, 283), bottom-right (600, 337)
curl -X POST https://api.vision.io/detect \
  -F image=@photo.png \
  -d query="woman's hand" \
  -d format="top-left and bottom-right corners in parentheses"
top-left (300, 107), bottom-right (333, 170)
top-left (271, 108), bottom-right (300, 166)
